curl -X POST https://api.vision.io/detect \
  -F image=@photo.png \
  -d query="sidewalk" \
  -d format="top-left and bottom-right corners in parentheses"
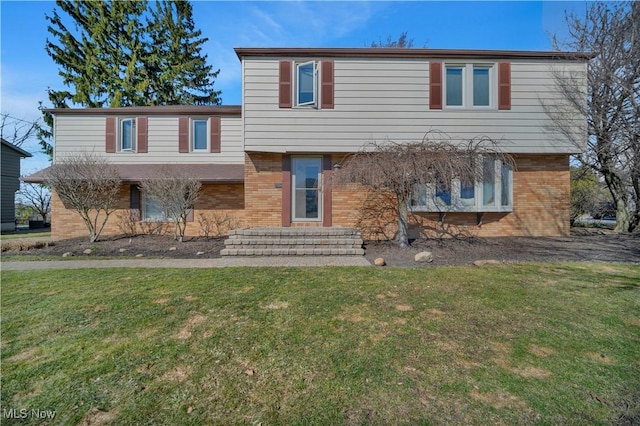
top-left (1, 256), bottom-right (371, 271)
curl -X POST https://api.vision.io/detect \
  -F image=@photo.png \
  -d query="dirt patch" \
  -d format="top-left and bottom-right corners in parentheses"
top-left (176, 314), bottom-right (206, 339)
top-left (262, 301), bottom-right (289, 310)
top-left (529, 345), bottom-right (556, 358)
top-left (511, 366), bottom-right (552, 378)
top-left (394, 304), bottom-right (413, 312)
top-left (184, 295), bottom-right (199, 302)
top-left (6, 347), bottom-right (42, 363)
top-left (79, 408), bottom-right (119, 426)
top-left (587, 352), bottom-right (616, 365)
top-left (160, 365), bottom-right (193, 382)
top-left (153, 298), bottom-right (170, 305)
top-left (4, 228), bottom-right (638, 266)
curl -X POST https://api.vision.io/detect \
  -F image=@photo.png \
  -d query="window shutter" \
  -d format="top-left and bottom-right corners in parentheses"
top-left (137, 116), bottom-right (148, 153)
top-left (210, 116), bottom-right (221, 153)
top-left (282, 155), bottom-right (291, 226)
top-left (429, 62), bottom-right (443, 110)
top-left (322, 155), bottom-right (332, 226)
top-left (279, 60), bottom-right (292, 108)
top-left (130, 185), bottom-right (141, 221)
top-left (106, 117), bottom-right (116, 153)
top-left (320, 61), bottom-right (334, 109)
top-left (178, 117), bottom-right (189, 153)
top-left (498, 62), bottom-right (511, 110)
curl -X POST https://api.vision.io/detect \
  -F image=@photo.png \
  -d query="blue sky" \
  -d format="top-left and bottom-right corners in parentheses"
top-left (1, 0), bottom-right (589, 174)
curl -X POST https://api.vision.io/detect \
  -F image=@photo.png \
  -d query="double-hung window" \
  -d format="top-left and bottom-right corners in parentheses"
top-left (120, 118), bottom-right (136, 151)
top-left (192, 118), bottom-right (208, 151)
top-left (410, 157), bottom-right (512, 212)
top-left (142, 193), bottom-right (166, 221)
top-left (445, 64), bottom-right (494, 108)
top-left (296, 61), bottom-right (317, 106)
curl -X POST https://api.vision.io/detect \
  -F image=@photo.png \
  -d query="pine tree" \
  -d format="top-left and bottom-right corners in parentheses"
top-left (146, 0), bottom-right (221, 105)
top-left (39, 0), bottom-right (221, 156)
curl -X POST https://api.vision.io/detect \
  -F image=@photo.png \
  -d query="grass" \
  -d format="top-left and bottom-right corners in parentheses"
top-left (0, 230), bottom-right (51, 240)
top-left (1, 263), bottom-right (639, 425)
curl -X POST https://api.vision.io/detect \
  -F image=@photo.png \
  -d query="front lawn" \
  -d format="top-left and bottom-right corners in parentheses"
top-left (1, 264), bottom-right (638, 424)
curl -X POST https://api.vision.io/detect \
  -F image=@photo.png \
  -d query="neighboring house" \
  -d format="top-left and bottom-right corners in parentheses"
top-left (1, 138), bottom-right (32, 231)
top-left (25, 48), bottom-right (590, 240)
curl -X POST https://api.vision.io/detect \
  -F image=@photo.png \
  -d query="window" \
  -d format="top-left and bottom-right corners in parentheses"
top-left (120, 118), bottom-right (136, 151)
top-left (410, 157), bottom-right (512, 212)
top-left (446, 67), bottom-right (464, 107)
top-left (296, 61), bottom-right (317, 106)
top-left (142, 193), bottom-right (166, 221)
top-left (444, 64), bottom-right (494, 108)
top-left (192, 119), bottom-right (208, 151)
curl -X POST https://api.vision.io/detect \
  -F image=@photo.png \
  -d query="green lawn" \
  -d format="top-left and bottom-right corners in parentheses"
top-left (1, 264), bottom-right (638, 425)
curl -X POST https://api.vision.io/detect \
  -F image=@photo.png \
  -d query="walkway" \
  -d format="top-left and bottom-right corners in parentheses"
top-left (1, 256), bottom-right (371, 271)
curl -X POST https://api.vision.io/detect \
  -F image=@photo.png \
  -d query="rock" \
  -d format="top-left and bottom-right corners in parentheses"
top-left (244, 368), bottom-right (255, 376)
top-left (62, 252), bottom-right (74, 257)
top-left (118, 248), bottom-right (128, 253)
top-left (135, 254), bottom-right (144, 258)
top-left (187, 407), bottom-right (193, 414)
top-left (374, 257), bottom-right (386, 266)
top-left (414, 251), bottom-right (433, 263)
top-left (473, 259), bottom-right (501, 266)
top-left (196, 251), bottom-right (205, 256)
top-left (83, 248), bottom-right (93, 255)
top-left (168, 247), bottom-right (177, 251)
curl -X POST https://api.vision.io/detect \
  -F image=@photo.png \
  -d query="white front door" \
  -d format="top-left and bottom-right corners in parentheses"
top-left (292, 157), bottom-right (322, 221)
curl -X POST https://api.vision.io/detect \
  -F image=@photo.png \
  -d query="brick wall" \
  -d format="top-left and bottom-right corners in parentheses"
top-left (51, 183), bottom-right (245, 240)
top-left (51, 153), bottom-right (570, 240)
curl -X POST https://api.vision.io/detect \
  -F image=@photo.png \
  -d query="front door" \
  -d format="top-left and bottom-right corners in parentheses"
top-left (292, 157), bottom-right (322, 222)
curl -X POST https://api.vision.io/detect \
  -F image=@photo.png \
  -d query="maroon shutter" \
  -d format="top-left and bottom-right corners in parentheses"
top-left (429, 62), bottom-right (443, 110)
top-left (322, 155), bottom-right (332, 227)
top-left (282, 155), bottom-right (291, 226)
top-left (210, 116), bottom-right (221, 153)
top-left (105, 117), bottom-right (116, 153)
top-left (498, 62), bottom-right (511, 110)
top-left (137, 116), bottom-right (148, 153)
top-left (279, 60), bottom-right (292, 108)
top-left (130, 185), bottom-right (141, 221)
top-left (178, 117), bottom-right (189, 153)
top-left (321, 61), bottom-right (334, 109)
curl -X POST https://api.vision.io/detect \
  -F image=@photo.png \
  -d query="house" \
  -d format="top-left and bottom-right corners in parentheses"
top-left (1, 138), bottom-right (32, 231)
top-left (26, 47), bottom-right (589, 242)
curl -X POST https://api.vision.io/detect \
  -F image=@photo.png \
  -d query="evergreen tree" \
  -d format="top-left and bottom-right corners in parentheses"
top-left (39, 0), bottom-right (221, 156)
top-left (146, 0), bottom-right (221, 105)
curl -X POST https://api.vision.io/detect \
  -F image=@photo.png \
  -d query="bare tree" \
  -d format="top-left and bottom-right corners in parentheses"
top-left (18, 183), bottom-right (51, 224)
top-left (43, 153), bottom-right (122, 242)
top-left (334, 132), bottom-right (512, 247)
top-left (1, 113), bottom-right (38, 147)
top-left (138, 168), bottom-right (201, 242)
top-left (546, 2), bottom-right (639, 232)
top-left (370, 32), bottom-right (416, 48)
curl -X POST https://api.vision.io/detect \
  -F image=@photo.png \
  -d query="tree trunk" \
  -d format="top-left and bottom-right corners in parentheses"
top-left (397, 194), bottom-right (410, 248)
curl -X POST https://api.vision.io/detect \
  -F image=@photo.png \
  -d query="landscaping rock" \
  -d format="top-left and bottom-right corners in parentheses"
top-left (196, 251), bottom-right (205, 256)
top-left (168, 247), bottom-right (177, 251)
top-left (83, 248), bottom-right (93, 255)
top-left (118, 248), bottom-right (128, 253)
top-left (135, 254), bottom-right (144, 258)
top-left (473, 259), bottom-right (501, 266)
top-left (374, 257), bottom-right (386, 266)
top-left (414, 251), bottom-right (433, 263)
top-left (62, 252), bottom-right (74, 257)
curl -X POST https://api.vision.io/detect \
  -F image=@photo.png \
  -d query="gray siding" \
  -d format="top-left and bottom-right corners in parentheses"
top-left (54, 115), bottom-right (244, 164)
top-left (242, 58), bottom-right (587, 154)
top-left (1, 144), bottom-right (22, 224)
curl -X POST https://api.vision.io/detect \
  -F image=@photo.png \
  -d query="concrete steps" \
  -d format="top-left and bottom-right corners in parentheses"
top-left (221, 227), bottom-right (364, 256)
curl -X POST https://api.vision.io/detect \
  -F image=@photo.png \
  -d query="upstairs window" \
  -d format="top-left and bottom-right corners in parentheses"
top-left (444, 64), bottom-right (494, 108)
top-left (296, 61), bottom-right (317, 106)
top-left (192, 119), bottom-right (208, 151)
top-left (119, 118), bottom-right (136, 151)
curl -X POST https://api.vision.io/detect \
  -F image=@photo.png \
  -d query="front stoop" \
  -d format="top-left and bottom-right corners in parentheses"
top-left (221, 227), bottom-right (365, 256)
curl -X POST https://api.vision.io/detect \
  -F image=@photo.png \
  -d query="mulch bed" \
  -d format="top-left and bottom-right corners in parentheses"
top-left (3, 227), bottom-right (638, 267)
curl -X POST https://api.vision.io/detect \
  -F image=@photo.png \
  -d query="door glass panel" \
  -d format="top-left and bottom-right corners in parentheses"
top-left (293, 158), bottom-right (321, 220)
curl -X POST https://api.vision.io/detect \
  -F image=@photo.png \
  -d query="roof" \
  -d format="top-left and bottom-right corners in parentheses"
top-left (234, 47), bottom-right (594, 61)
top-left (23, 163), bottom-right (244, 184)
top-left (1, 138), bottom-right (33, 158)
top-left (44, 105), bottom-right (242, 116)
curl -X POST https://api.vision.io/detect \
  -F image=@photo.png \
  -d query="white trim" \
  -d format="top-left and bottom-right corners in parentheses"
top-left (190, 117), bottom-right (209, 152)
top-left (118, 117), bottom-right (136, 152)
